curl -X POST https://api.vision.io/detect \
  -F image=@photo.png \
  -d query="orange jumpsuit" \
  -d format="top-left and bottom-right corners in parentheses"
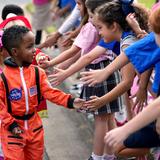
top-left (0, 59), bottom-right (74, 160)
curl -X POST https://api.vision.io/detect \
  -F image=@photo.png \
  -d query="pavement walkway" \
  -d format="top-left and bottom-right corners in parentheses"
top-left (42, 48), bottom-right (93, 160)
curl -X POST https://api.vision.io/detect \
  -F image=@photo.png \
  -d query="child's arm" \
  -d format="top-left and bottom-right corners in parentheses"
top-left (40, 68), bottom-right (84, 108)
top-left (38, 5), bottom-right (80, 49)
top-left (132, 69), bottom-right (152, 113)
top-left (40, 45), bottom-right (81, 69)
top-left (84, 62), bottom-right (135, 110)
top-left (48, 46), bottom-right (107, 86)
top-left (104, 96), bottom-right (160, 148)
top-left (56, 51), bottom-right (81, 70)
top-left (126, 13), bottom-right (148, 39)
top-left (38, 32), bottom-right (62, 49)
top-left (80, 52), bottom-right (129, 86)
top-left (61, 28), bottom-right (80, 47)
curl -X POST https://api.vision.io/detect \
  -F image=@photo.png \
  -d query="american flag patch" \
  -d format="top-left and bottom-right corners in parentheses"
top-left (29, 86), bottom-right (37, 97)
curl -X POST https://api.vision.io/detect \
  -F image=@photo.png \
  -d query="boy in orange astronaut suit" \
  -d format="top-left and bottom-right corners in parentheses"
top-left (0, 25), bottom-right (84, 160)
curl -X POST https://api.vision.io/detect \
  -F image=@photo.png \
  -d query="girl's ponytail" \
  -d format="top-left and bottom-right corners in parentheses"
top-left (133, 3), bottom-right (149, 32)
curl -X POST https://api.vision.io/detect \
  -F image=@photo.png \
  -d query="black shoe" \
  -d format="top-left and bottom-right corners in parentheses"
top-left (88, 156), bottom-right (94, 160)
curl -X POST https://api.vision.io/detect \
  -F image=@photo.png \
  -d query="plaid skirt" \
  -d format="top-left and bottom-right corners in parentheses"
top-left (80, 60), bottom-right (123, 115)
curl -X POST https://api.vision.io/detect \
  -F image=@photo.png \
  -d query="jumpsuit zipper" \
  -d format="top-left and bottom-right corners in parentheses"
top-left (19, 67), bottom-right (29, 130)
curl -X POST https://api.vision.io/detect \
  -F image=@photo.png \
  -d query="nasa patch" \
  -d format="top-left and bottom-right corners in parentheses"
top-left (9, 88), bottom-right (22, 101)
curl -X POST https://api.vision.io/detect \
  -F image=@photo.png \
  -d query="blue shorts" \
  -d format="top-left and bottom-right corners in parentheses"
top-left (124, 122), bottom-right (160, 148)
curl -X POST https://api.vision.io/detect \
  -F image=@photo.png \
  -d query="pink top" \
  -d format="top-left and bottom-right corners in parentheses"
top-left (152, 1), bottom-right (160, 11)
top-left (73, 22), bottom-right (109, 64)
top-left (33, 0), bottom-right (49, 5)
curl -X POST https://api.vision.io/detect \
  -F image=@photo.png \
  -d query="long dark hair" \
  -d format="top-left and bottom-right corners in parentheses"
top-left (79, 0), bottom-right (89, 25)
top-left (96, 0), bottom-right (149, 32)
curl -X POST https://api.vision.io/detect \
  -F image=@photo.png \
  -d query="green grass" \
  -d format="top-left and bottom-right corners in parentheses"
top-left (138, 0), bottom-right (155, 8)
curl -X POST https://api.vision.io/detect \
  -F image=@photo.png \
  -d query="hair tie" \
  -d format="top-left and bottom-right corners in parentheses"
top-left (0, 30), bottom-right (4, 48)
top-left (120, 0), bottom-right (134, 16)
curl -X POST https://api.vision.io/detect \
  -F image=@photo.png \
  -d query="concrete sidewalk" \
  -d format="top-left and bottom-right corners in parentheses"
top-left (42, 48), bottom-right (94, 160)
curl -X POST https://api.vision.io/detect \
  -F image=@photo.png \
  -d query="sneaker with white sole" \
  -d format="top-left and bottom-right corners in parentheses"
top-left (88, 156), bottom-right (94, 160)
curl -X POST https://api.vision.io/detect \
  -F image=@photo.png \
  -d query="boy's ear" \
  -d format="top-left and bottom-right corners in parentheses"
top-left (11, 48), bottom-right (18, 56)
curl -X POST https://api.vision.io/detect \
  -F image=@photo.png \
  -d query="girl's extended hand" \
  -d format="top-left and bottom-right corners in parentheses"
top-left (104, 126), bottom-right (128, 148)
top-left (48, 67), bottom-right (66, 86)
top-left (84, 96), bottom-right (104, 111)
top-left (80, 69), bottom-right (107, 86)
top-left (38, 32), bottom-right (61, 49)
top-left (131, 88), bottom-right (147, 114)
top-left (61, 31), bottom-right (74, 47)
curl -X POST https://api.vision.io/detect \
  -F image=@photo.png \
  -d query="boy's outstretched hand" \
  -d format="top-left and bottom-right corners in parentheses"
top-left (11, 127), bottom-right (23, 136)
top-left (73, 98), bottom-right (85, 109)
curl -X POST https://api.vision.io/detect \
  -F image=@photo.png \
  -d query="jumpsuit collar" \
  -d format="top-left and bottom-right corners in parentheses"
top-left (4, 57), bottom-right (31, 67)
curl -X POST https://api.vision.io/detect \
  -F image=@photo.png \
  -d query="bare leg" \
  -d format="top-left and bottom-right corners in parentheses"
top-left (104, 114), bottom-right (116, 155)
top-left (93, 113), bottom-right (109, 156)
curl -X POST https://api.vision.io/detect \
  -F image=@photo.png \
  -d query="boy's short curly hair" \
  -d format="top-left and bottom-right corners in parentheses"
top-left (2, 25), bottom-right (30, 55)
top-left (1, 4), bottom-right (24, 20)
top-left (149, 8), bottom-right (160, 34)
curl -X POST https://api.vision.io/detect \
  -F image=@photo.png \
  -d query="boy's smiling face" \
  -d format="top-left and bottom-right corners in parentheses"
top-left (14, 31), bottom-right (35, 66)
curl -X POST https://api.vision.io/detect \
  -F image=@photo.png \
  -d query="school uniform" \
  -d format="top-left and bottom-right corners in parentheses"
top-left (74, 21), bottom-right (122, 115)
top-left (124, 122), bottom-right (160, 148)
top-left (98, 39), bottom-right (120, 56)
top-left (125, 32), bottom-right (159, 73)
top-left (125, 32), bottom-right (160, 94)
top-left (123, 32), bottom-right (160, 148)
